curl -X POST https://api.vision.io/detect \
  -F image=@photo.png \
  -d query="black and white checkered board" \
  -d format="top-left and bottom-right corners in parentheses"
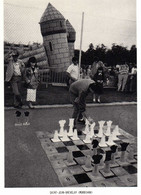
top-left (36, 125), bottom-right (137, 187)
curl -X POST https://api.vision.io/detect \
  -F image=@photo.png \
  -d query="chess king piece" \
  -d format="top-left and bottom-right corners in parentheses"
top-left (51, 130), bottom-right (61, 142)
top-left (105, 120), bottom-right (112, 136)
top-left (67, 150), bottom-right (74, 163)
top-left (92, 154), bottom-right (103, 176)
top-left (83, 119), bottom-right (90, 134)
top-left (15, 111), bottom-right (22, 126)
top-left (110, 145), bottom-right (118, 164)
top-left (23, 111), bottom-right (30, 126)
top-left (71, 129), bottom-right (79, 140)
top-left (103, 150), bottom-right (112, 173)
top-left (99, 134), bottom-right (107, 147)
top-left (97, 120), bottom-right (105, 137)
top-left (58, 120), bottom-right (66, 137)
top-left (120, 142), bottom-right (129, 162)
top-left (68, 118), bottom-right (74, 136)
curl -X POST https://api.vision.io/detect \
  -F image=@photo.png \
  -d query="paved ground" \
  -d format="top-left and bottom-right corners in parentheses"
top-left (5, 104), bottom-right (137, 187)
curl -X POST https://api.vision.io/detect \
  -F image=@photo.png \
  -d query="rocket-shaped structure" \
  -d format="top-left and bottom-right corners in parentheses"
top-left (39, 3), bottom-right (76, 72)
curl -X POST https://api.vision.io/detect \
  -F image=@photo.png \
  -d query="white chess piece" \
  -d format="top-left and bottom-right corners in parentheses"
top-left (113, 125), bottom-right (121, 135)
top-left (58, 120), bottom-right (66, 137)
top-left (97, 120), bottom-right (105, 137)
top-left (111, 130), bottom-right (119, 141)
top-left (71, 129), bottom-right (80, 140)
top-left (51, 130), bottom-right (61, 142)
top-left (105, 120), bottom-right (112, 136)
top-left (99, 134), bottom-right (107, 147)
top-left (68, 118), bottom-right (74, 136)
top-left (83, 133), bottom-right (91, 143)
top-left (89, 122), bottom-right (96, 138)
top-left (106, 134), bottom-right (116, 146)
top-left (60, 130), bottom-right (70, 141)
top-left (83, 119), bottom-right (90, 134)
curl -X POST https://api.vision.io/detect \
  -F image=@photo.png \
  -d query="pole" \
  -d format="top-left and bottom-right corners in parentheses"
top-left (78, 12), bottom-right (84, 79)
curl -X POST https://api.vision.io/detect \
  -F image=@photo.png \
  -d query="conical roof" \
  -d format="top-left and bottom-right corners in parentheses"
top-left (66, 20), bottom-right (76, 33)
top-left (40, 3), bottom-right (65, 23)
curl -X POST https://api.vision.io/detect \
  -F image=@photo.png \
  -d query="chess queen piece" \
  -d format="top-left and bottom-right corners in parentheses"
top-left (58, 120), bottom-right (66, 137)
top-left (23, 111), bottom-right (30, 126)
top-left (15, 110), bottom-right (22, 126)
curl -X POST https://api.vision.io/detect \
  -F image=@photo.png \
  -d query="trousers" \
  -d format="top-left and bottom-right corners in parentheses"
top-left (118, 74), bottom-right (128, 91)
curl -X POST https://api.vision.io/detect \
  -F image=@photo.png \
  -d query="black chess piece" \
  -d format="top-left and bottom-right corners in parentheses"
top-left (110, 145), bottom-right (118, 153)
top-left (92, 139), bottom-right (99, 148)
top-left (92, 154), bottom-right (103, 164)
top-left (120, 142), bottom-right (129, 151)
top-left (105, 150), bottom-right (112, 162)
top-left (24, 111), bottom-right (29, 117)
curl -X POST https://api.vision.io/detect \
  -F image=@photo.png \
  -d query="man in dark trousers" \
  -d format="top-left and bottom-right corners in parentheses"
top-left (69, 79), bottom-right (96, 127)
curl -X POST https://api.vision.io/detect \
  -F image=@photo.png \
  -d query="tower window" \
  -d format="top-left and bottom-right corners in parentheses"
top-left (60, 21), bottom-right (63, 27)
top-left (49, 42), bottom-right (53, 51)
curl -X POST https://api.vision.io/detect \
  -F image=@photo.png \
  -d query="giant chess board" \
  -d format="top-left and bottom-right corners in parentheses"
top-left (36, 120), bottom-right (137, 187)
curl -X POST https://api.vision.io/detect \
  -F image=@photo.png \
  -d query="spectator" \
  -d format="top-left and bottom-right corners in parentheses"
top-left (117, 63), bottom-right (129, 92)
top-left (128, 63), bottom-right (137, 92)
top-left (24, 57), bottom-right (40, 109)
top-left (5, 50), bottom-right (25, 108)
top-left (66, 57), bottom-right (79, 87)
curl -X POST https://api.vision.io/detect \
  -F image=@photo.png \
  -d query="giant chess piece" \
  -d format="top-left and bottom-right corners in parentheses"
top-left (103, 150), bottom-right (112, 173)
top-left (15, 111), bottom-right (22, 126)
top-left (85, 155), bottom-right (92, 169)
top-left (58, 120), bottom-right (66, 137)
top-left (97, 120), bottom-right (105, 137)
top-left (111, 130), bottom-right (120, 141)
top-left (92, 139), bottom-right (99, 155)
top-left (60, 130), bottom-right (70, 141)
top-left (68, 118), bottom-right (74, 136)
top-left (51, 130), bottom-right (61, 142)
top-left (67, 150), bottom-right (74, 163)
top-left (99, 134), bottom-right (107, 147)
top-left (92, 154), bottom-right (103, 176)
top-left (120, 142), bottom-right (129, 162)
top-left (83, 133), bottom-right (91, 143)
top-left (83, 119), bottom-right (90, 134)
top-left (105, 120), bottom-right (112, 136)
top-left (113, 125), bottom-right (121, 135)
top-left (110, 145), bottom-right (118, 164)
top-left (71, 129), bottom-right (79, 140)
top-left (106, 133), bottom-right (115, 146)
top-left (89, 122), bottom-right (96, 138)
top-left (23, 111), bottom-right (30, 126)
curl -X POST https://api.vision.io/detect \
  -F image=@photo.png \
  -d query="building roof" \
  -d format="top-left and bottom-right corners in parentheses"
top-left (66, 20), bottom-right (76, 33)
top-left (40, 3), bottom-right (65, 23)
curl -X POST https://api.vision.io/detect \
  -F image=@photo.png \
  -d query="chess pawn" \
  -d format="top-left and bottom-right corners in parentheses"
top-left (99, 135), bottom-right (107, 147)
top-left (111, 130), bottom-right (119, 141)
top-left (113, 125), bottom-right (121, 135)
top-left (61, 130), bottom-right (70, 141)
top-left (90, 122), bottom-right (96, 138)
top-left (83, 133), bottom-right (91, 143)
top-left (67, 150), bottom-right (74, 163)
top-left (23, 111), bottom-right (30, 125)
top-left (52, 130), bottom-right (60, 142)
top-left (15, 111), bottom-right (22, 126)
top-left (85, 155), bottom-right (92, 168)
top-left (71, 129), bottom-right (79, 140)
top-left (106, 134), bottom-right (115, 146)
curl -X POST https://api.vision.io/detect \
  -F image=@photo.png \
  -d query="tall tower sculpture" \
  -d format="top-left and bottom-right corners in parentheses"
top-left (66, 20), bottom-right (76, 62)
top-left (39, 3), bottom-right (75, 72)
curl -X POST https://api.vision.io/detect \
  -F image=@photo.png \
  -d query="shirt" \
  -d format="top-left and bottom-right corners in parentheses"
top-left (119, 64), bottom-right (129, 75)
top-left (13, 62), bottom-right (22, 76)
top-left (66, 64), bottom-right (79, 80)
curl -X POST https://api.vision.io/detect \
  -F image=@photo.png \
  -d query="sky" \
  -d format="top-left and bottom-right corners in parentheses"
top-left (4, 0), bottom-right (136, 51)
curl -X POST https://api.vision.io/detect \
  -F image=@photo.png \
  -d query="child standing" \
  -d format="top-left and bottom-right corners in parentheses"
top-left (93, 61), bottom-right (105, 103)
top-left (24, 57), bottom-right (40, 108)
